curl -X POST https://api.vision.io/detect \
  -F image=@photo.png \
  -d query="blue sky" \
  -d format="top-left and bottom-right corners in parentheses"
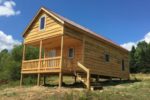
top-left (0, 0), bottom-right (150, 51)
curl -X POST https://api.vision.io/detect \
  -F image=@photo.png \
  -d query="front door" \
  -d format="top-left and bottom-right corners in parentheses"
top-left (48, 49), bottom-right (56, 67)
top-left (67, 48), bottom-right (75, 71)
top-left (48, 49), bottom-right (56, 57)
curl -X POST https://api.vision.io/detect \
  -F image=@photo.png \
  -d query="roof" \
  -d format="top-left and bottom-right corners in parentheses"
top-left (22, 7), bottom-right (128, 53)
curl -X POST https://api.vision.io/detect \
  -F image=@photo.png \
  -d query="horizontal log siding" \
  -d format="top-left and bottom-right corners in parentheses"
top-left (62, 44), bottom-right (83, 72)
top-left (63, 27), bottom-right (83, 72)
top-left (64, 27), bottom-right (129, 79)
top-left (84, 37), bottom-right (129, 79)
top-left (24, 12), bottom-right (63, 43)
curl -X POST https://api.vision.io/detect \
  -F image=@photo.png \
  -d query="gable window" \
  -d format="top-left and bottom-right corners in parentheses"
top-left (39, 16), bottom-right (45, 30)
top-left (122, 59), bottom-right (125, 71)
top-left (68, 48), bottom-right (74, 59)
top-left (105, 54), bottom-right (109, 62)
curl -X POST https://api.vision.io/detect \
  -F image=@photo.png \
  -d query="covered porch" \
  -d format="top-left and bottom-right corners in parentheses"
top-left (21, 34), bottom-right (83, 75)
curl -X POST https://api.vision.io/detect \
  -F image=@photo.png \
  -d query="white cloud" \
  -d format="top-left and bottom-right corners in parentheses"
top-left (121, 42), bottom-right (137, 51)
top-left (121, 32), bottom-right (150, 51)
top-left (0, 0), bottom-right (21, 17)
top-left (0, 30), bottom-right (21, 51)
top-left (141, 32), bottom-right (150, 43)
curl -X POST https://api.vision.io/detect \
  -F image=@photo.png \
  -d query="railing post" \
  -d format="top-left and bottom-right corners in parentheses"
top-left (37, 40), bottom-right (42, 86)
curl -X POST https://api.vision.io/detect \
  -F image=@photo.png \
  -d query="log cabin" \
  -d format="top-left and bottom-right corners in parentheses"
top-left (20, 7), bottom-right (130, 89)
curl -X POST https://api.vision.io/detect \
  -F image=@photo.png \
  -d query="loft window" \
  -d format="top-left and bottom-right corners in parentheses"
top-left (39, 16), bottom-right (45, 30)
top-left (68, 48), bottom-right (74, 58)
top-left (122, 59), bottom-right (125, 71)
top-left (105, 54), bottom-right (109, 62)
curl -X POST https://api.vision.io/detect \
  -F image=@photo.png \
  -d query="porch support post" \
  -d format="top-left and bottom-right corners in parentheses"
top-left (59, 72), bottom-right (63, 88)
top-left (22, 44), bottom-right (26, 61)
top-left (37, 74), bottom-right (41, 86)
top-left (20, 43), bottom-right (26, 86)
top-left (37, 40), bottom-right (42, 86)
top-left (59, 35), bottom-right (64, 88)
top-left (20, 74), bottom-right (23, 87)
top-left (43, 75), bottom-right (46, 85)
top-left (87, 70), bottom-right (90, 90)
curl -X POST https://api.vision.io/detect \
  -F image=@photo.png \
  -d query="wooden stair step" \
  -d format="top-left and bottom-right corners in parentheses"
top-left (76, 73), bottom-right (86, 77)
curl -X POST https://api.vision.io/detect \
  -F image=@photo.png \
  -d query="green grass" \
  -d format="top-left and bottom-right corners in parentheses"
top-left (0, 74), bottom-right (150, 100)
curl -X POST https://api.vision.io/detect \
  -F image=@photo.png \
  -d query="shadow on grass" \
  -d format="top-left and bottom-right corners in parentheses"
top-left (42, 79), bottom-right (141, 89)
top-left (43, 82), bottom-right (85, 88)
top-left (101, 79), bottom-right (141, 87)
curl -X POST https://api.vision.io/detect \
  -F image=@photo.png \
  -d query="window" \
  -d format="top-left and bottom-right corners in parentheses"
top-left (68, 48), bottom-right (74, 58)
top-left (39, 16), bottom-right (45, 30)
top-left (105, 54), bottom-right (109, 62)
top-left (122, 59), bottom-right (125, 71)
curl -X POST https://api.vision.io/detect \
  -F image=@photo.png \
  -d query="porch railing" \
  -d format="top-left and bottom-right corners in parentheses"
top-left (22, 57), bottom-right (61, 72)
top-left (40, 57), bottom-right (60, 69)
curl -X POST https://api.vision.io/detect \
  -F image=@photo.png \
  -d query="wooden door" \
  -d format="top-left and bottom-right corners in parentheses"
top-left (48, 49), bottom-right (56, 67)
top-left (66, 48), bottom-right (75, 71)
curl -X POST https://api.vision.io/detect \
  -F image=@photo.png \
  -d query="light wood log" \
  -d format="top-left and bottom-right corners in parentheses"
top-left (20, 74), bottom-right (23, 87)
top-left (59, 72), bottom-right (62, 88)
top-left (37, 73), bottom-right (40, 86)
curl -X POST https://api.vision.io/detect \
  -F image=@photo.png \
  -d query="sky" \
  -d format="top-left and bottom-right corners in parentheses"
top-left (0, 0), bottom-right (150, 51)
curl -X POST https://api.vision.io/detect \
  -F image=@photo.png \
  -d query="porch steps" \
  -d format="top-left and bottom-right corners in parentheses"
top-left (76, 72), bottom-right (103, 90)
top-left (76, 73), bottom-right (87, 86)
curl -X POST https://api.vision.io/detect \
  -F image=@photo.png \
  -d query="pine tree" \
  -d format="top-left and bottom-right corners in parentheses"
top-left (129, 46), bottom-right (136, 73)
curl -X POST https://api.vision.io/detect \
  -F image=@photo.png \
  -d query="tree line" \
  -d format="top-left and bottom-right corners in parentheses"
top-left (130, 41), bottom-right (150, 73)
top-left (0, 45), bottom-right (39, 82)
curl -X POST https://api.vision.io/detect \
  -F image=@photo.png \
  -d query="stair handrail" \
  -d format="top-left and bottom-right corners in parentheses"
top-left (77, 62), bottom-right (89, 73)
top-left (77, 62), bottom-right (90, 90)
